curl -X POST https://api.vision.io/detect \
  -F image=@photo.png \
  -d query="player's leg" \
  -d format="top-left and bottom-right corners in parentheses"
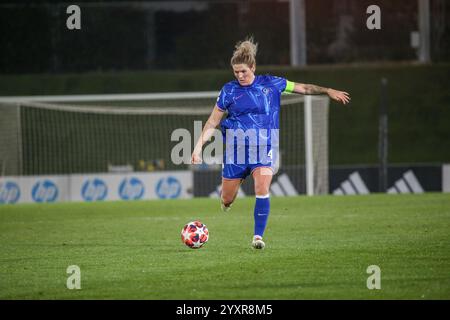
top-left (221, 154), bottom-right (249, 212)
top-left (220, 177), bottom-right (243, 212)
top-left (251, 166), bottom-right (273, 249)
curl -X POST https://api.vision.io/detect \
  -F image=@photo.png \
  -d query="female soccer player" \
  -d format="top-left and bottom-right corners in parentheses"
top-left (191, 38), bottom-right (350, 249)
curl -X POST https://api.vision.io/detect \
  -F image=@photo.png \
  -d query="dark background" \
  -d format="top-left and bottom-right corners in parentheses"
top-left (1, 0), bottom-right (449, 74)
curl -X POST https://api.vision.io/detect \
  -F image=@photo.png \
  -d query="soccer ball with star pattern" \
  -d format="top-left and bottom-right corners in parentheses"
top-left (181, 220), bottom-right (209, 249)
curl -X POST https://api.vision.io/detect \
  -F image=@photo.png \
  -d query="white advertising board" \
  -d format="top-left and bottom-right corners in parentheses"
top-left (0, 171), bottom-right (193, 204)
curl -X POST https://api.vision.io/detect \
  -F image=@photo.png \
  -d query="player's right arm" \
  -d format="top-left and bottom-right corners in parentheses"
top-left (191, 105), bottom-right (225, 164)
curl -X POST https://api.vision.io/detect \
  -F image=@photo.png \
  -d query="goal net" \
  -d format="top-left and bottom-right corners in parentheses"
top-left (0, 92), bottom-right (328, 196)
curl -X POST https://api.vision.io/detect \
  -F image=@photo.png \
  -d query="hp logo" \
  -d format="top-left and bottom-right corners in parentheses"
top-left (81, 178), bottom-right (107, 201)
top-left (119, 177), bottom-right (145, 200)
top-left (156, 176), bottom-right (181, 199)
top-left (32, 180), bottom-right (59, 203)
top-left (0, 181), bottom-right (21, 204)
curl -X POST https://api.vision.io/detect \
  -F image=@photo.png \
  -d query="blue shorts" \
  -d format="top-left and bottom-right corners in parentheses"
top-left (222, 144), bottom-right (275, 180)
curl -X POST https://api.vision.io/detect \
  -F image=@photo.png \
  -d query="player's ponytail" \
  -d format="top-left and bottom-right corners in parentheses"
top-left (230, 37), bottom-right (258, 67)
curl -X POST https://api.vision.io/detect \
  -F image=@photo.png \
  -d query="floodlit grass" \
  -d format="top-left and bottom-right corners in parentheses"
top-left (0, 193), bottom-right (449, 299)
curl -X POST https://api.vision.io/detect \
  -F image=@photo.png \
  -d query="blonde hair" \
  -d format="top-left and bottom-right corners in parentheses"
top-left (230, 37), bottom-right (258, 67)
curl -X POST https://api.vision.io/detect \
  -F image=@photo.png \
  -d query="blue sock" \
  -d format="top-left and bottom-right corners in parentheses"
top-left (254, 194), bottom-right (270, 238)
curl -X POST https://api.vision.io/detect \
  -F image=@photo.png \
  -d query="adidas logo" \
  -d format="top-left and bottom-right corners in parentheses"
top-left (333, 170), bottom-right (424, 195)
top-left (269, 173), bottom-right (298, 196)
top-left (387, 170), bottom-right (423, 194)
top-left (333, 171), bottom-right (369, 195)
top-left (208, 173), bottom-right (298, 197)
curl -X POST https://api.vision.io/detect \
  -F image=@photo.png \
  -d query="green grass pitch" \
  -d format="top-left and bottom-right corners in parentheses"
top-left (0, 193), bottom-right (449, 299)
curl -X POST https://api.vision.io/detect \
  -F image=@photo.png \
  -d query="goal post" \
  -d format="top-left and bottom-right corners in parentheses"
top-left (0, 92), bottom-right (329, 195)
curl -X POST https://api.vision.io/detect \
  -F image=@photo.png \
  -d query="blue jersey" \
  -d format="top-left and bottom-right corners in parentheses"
top-left (216, 75), bottom-right (287, 147)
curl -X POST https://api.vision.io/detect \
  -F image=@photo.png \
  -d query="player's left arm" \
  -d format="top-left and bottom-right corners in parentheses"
top-left (286, 81), bottom-right (351, 105)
